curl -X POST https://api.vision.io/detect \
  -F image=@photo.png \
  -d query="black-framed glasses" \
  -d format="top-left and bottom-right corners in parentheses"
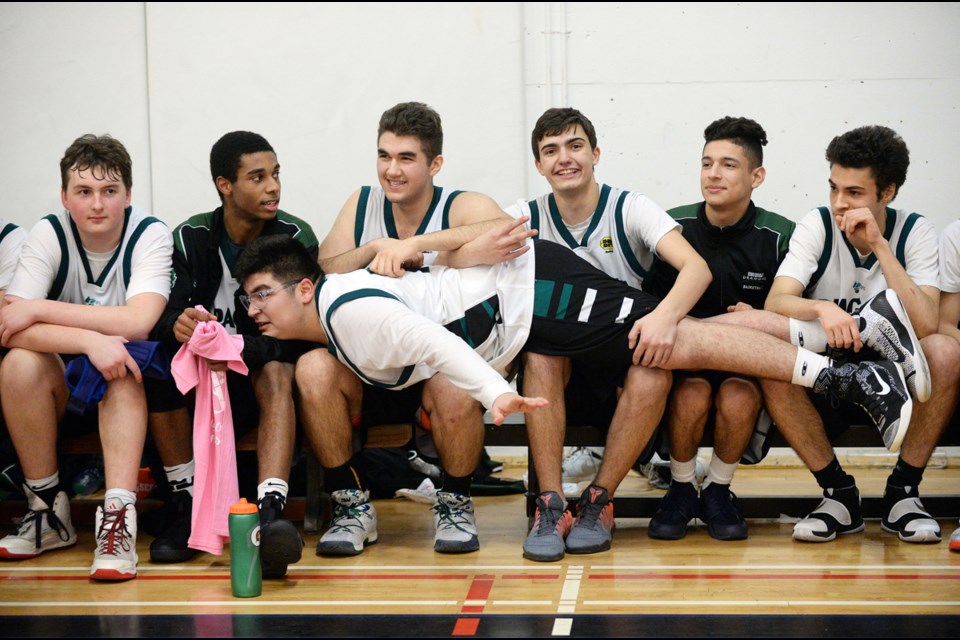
top-left (239, 280), bottom-right (299, 311)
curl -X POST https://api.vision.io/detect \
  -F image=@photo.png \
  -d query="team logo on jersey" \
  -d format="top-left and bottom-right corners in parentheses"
top-left (600, 236), bottom-right (614, 252)
top-left (84, 296), bottom-right (100, 306)
top-left (852, 281), bottom-right (864, 293)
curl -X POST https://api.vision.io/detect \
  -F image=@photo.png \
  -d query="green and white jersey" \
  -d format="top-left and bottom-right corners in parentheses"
top-left (314, 250), bottom-right (534, 409)
top-left (0, 220), bottom-right (27, 291)
top-left (940, 219), bottom-right (960, 294)
top-left (7, 206), bottom-right (172, 305)
top-left (506, 184), bottom-right (678, 290)
top-left (354, 185), bottom-right (463, 266)
top-left (776, 206), bottom-right (939, 313)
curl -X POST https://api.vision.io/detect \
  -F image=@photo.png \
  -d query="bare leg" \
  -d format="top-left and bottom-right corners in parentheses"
top-left (99, 375), bottom-right (147, 492)
top-left (148, 408), bottom-right (192, 467)
top-left (667, 377), bottom-right (712, 463)
top-left (0, 349), bottom-right (66, 479)
top-left (295, 348), bottom-right (362, 468)
top-left (422, 374), bottom-right (484, 477)
top-left (253, 361), bottom-right (297, 482)
top-left (760, 379), bottom-right (835, 472)
top-left (666, 318), bottom-right (797, 380)
top-left (702, 309), bottom-right (791, 342)
top-left (713, 378), bottom-right (762, 464)
top-left (593, 365), bottom-right (671, 495)
top-left (522, 353), bottom-right (571, 495)
top-left (899, 334), bottom-right (960, 468)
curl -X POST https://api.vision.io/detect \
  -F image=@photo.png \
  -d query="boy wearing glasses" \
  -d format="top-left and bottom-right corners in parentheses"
top-left (146, 131), bottom-right (318, 578)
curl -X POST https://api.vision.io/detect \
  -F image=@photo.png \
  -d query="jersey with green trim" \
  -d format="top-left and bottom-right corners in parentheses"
top-left (7, 206), bottom-right (172, 306)
top-left (505, 184), bottom-right (677, 290)
top-left (939, 219), bottom-right (960, 294)
top-left (354, 185), bottom-right (463, 266)
top-left (314, 250), bottom-right (534, 407)
top-left (776, 206), bottom-right (939, 314)
top-left (0, 220), bottom-right (26, 291)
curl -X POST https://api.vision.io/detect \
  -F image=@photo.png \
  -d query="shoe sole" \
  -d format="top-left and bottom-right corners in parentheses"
top-left (880, 522), bottom-right (942, 543)
top-left (878, 291), bottom-right (931, 402)
top-left (792, 522), bottom-right (865, 543)
top-left (90, 567), bottom-right (137, 581)
top-left (706, 523), bottom-right (749, 541)
top-left (647, 521), bottom-right (690, 540)
top-left (316, 535), bottom-right (377, 557)
top-left (261, 520), bottom-right (304, 565)
top-left (950, 538), bottom-right (960, 552)
top-left (0, 536), bottom-right (77, 559)
top-left (884, 362), bottom-right (912, 453)
top-left (149, 548), bottom-right (199, 563)
top-left (522, 547), bottom-right (565, 562)
top-left (435, 539), bottom-right (480, 554)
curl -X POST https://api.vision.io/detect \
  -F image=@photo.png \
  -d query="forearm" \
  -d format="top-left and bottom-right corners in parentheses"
top-left (872, 241), bottom-right (939, 336)
top-left (319, 239), bottom-right (385, 274)
top-left (27, 298), bottom-right (161, 341)
top-left (939, 321), bottom-right (960, 345)
top-left (765, 292), bottom-right (826, 321)
top-left (4, 322), bottom-right (101, 355)
top-left (657, 261), bottom-right (712, 323)
top-left (433, 219), bottom-right (508, 268)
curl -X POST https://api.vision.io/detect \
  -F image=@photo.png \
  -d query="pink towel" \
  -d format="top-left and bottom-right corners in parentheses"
top-left (171, 306), bottom-right (248, 555)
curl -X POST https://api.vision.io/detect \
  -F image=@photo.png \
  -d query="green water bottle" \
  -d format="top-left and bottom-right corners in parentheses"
top-left (229, 498), bottom-right (262, 597)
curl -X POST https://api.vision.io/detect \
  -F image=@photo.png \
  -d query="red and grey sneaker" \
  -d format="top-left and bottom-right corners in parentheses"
top-left (565, 485), bottom-right (614, 554)
top-left (522, 491), bottom-right (572, 562)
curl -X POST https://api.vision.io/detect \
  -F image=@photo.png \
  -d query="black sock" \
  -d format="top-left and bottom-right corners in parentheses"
top-left (812, 457), bottom-right (855, 491)
top-left (888, 456), bottom-right (924, 489)
top-left (323, 459), bottom-right (365, 494)
top-left (441, 473), bottom-right (472, 496)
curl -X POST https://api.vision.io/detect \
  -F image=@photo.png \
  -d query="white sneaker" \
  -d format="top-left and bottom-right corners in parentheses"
top-left (950, 523), bottom-right (960, 552)
top-left (561, 447), bottom-right (603, 483)
top-left (90, 504), bottom-right (138, 581)
top-left (0, 487), bottom-right (77, 559)
top-left (433, 491), bottom-right (479, 553)
top-left (317, 489), bottom-right (378, 556)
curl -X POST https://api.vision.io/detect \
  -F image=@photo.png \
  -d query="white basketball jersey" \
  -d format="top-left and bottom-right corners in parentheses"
top-left (8, 207), bottom-right (171, 306)
top-left (776, 206), bottom-right (940, 313)
top-left (354, 185), bottom-right (463, 267)
top-left (315, 250), bottom-right (534, 392)
top-left (507, 184), bottom-right (677, 290)
top-left (939, 219), bottom-right (960, 294)
top-left (0, 221), bottom-right (26, 291)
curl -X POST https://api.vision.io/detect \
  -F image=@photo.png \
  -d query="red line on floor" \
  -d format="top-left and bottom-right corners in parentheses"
top-left (502, 574), bottom-right (560, 580)
top-left (589, 574), bottom-right (960, 580)
top-left (452, 618), bottom-right (479, 636)
top-left (465, 576), bottom-right (495, 601)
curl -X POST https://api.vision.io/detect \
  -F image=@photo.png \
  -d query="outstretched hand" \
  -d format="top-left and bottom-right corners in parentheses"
top-left (457, 216), bottom-right (538, 268)
top-left (368, 238), bottom-right (424, 277)
top-left (490, 392), bottom-right (549, 425)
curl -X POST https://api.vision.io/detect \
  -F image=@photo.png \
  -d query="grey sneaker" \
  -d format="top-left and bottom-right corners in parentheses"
top-left (433, 491), bottom-right (479, 553)
top-left (317, 489), bottom-right (378, 556)
top-left (855, 289), bottom-right (931, 402)
top-left (814, 359), bottom-right (912, 452)
top-left (565, 485), bottom-right (614, 554)
top-left (522, 491), bottom-right (572, 562)
top-left (0, 487), bottom-right (76, 559)
top-left (881, 484), bottom-right (941, 543)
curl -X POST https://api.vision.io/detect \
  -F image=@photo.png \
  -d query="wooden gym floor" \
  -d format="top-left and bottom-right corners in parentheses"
top-left (1, 459), bottom-right (958, 637)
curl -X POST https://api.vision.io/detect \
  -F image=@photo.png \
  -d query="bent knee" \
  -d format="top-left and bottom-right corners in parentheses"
top-left (715, 377), bottom-right (762, 417)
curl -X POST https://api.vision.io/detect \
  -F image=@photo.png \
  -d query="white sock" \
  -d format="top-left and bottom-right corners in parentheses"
top-left (258, 478), bottom-right (289, 504)
top-left (703, 456), bottom-right (738, 489)
top-left (670, 456), bottom-right (697, 484)
top-left (792, 349), bottom-right (832, 388)
top-left (789, 318), bottom-right (829, 352)
top-left (164, 460), bottom-right (195, 496)
top-left (25, 471), bottom-right (60, 494)
top-left (104, 488), bottom-right (137, 511)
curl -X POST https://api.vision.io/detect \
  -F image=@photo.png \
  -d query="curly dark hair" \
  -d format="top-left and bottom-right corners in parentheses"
top-left (825, 125), bottom-right (909, 201)
top-left (209, 131), bottom-right (275, 201)
top-left (703, 116), bottom-right (768, 169)
top-left (530, 108), bottom-right (598, 161)
top-left (378, 102), bottom-right (443, 162)
top-left (60, 134), bottom-right (132, 191)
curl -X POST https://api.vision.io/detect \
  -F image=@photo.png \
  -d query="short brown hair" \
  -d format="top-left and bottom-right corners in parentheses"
top-left (378, 102), bottom-right (443, 162)
top-left (531, 108), bottom-right (598, 161)
top-left (60, 134), bottom-right (133, 191)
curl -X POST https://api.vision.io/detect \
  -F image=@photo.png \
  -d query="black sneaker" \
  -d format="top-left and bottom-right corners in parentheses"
top-left (648, 481), bottom-right (699, 540)
top-left (149, 492), bottom-right (197, 563)
top-left (814, 359), bottom-right (912, 452)
top-left (698, 483), bottom-right (748, 541)
top-left (793, 484), bottom-right (864, 542)
top-left (881, 484), bottom-right (941, 543)
top-left (855, 290), bottom-right (931, 401)
top-left (259, 494), bottom-right (303, 579)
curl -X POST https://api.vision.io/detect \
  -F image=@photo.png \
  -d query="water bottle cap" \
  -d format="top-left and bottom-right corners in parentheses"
top-left (230, 498), bottom-right (258, 514)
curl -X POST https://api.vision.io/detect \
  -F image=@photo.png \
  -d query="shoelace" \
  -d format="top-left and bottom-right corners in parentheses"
top-left (433, 501), bottom-right (473, 533)
top-left (17, 508), bottom-right (71, 550)
top-left (97, 507), bottom-right (133, 556)
top-left (575, 499), bottom-right (605, 530)
top-left (534, 503), bottom-right (563, 534)
top-left (328, 504), bottom-right (369, 534)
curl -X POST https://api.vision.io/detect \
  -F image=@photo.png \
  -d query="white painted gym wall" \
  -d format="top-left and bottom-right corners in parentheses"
top-left (2, 2), bottom-right (958, 239)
